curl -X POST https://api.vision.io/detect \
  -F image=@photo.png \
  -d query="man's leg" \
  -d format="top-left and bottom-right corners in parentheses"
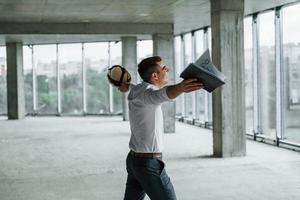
top-left (124, 173), bottom-right (146, 200)
top-left (124, 153), bottom-right (146, 200)
top-left (134, 159), bottom-right (177, 200)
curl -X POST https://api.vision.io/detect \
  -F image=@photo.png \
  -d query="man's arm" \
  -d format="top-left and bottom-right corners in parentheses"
top-left (117, 79), bottom-right (203, 105)
top-left (143, 79), bottom-right (203, 105)
top-left (166, 79), bottom-right (204, 99)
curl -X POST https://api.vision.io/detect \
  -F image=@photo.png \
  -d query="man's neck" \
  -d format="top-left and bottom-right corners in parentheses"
top-left (147, 80), bottom-right (163, 88)
top-left (152, 82), bottom-right (163, 89)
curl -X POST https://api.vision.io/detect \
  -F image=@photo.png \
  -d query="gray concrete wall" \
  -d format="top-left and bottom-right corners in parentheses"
top-left (121, 36), bottom-right (137, 121)
top-left (211, 0), bottom-right (246, 157)
top-left (6, 42), bottom-right (25, 119)
top-left (153, 34), bottom-right (176, 133)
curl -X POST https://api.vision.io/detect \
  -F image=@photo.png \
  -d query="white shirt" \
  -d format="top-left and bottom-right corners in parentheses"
top-left (128, 82), bottom-right (172, 153)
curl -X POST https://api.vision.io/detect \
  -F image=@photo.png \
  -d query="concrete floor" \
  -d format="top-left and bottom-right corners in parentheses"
top-left (0, 117), bottom-right (299, 200)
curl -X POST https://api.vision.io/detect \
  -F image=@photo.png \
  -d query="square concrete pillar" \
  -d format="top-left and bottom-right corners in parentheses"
top-left (153, 34), bottom-right (176, 133)
top-left (121, 36), bottom-right (137, 121)
top-left (6, 42), bottom-right (25, 119)
top-left (211, 0), bottom-right (246, 157)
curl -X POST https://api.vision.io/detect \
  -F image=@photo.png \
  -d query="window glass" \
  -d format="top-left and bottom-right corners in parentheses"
top-left (137, 40), bottom-right (153, 83)
top-left (34, 45), bottom-right (57, 114)
top-left (195, 30), bottom-right (206, 122)
top-left (207, 28), bottom-right (213, 123)
top-left (58, 43), bottom-right (83, 114)
top-left (174, 36), bottom-right (184, 116)
top-left (282, 3), bottom-right (300, 143)
top-left (0, 47), bottom-right (7, 114)
top-left (110, 41), bottom-right (123, 114)
top-left (23, 45), bottom-right (33, 114)
top-left (85, 42), bottom-right (109, 114)
top-left (244, 17), bottom-right (254, 134)
top-left (258, 11), bottom-right (276, 138)
top-left (183, 33), bottom-right (193, 118)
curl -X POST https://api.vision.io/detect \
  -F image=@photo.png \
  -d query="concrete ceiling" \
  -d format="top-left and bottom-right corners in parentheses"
top-left (0, 34), bottom-right (152, 46)
top-left (0, 0), bottom-right (298, 45)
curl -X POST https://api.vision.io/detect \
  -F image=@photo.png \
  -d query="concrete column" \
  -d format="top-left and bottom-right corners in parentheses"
top-left (211, 0), bottom-right (246, 157)
top-left (153, 34), bottom-right (175, 133)
top-left (121, 36), bottom-right (137, 121)
top-left (6, 42), bottom-right (25, 119)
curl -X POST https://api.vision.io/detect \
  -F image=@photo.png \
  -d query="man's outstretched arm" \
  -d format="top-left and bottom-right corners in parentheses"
top-left (117, 79), bottom-right (203, 105)
top-left (166, 79), bottom-right (204, 99)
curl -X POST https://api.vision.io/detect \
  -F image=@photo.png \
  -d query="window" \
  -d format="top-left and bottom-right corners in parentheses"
top-left (195, 30), bottom-right (206, 122)
top-left (183, 33), bottom-right (193, 118)
top-left (23, 45), bottom-right (33, 114)
top-left (206, 28), bottom-right (213, 123)
top-left (282, 3), bottom-right (300, 143)
top-left (35, 45), bottom-right (57, 114)
top-left (0, 46), bottom-right (7, 114)
top-left (174, 36), bottom-right (184, 117)
top-left (84, 42), bottom-right (109, 114)
top-left (137, 40), bottom-right (153, 63)
top-left (58, 43), bottom-right (83, 114)
top-left (137, 40), bottom-right (153, 83)
top-left (258, 11), bottom-right (276, 138)
top-left (244, 17), bottom-right (254, 134)
top-left (110, 41), bottom-right (123, 114)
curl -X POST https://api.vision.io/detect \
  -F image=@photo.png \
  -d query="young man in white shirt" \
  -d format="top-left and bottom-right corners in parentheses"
top-left (119, 56), bottom-right (203, 200)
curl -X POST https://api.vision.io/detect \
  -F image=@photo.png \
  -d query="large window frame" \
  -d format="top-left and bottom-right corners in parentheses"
top-left (173, 2), bottom-right (300, 149)
top-left (174, 27), bottom-right (213, 128)
top-left (16, 40), bottom-right (127, 116)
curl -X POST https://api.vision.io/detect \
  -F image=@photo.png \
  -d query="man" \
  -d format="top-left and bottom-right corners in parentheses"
top-left (119, 56), bottom-right (203, 200)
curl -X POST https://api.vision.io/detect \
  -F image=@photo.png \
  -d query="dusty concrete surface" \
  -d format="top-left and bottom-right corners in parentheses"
top-left (0, 116), bottom-right (299, 200)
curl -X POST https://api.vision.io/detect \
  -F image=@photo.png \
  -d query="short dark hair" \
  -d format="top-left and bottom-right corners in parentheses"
top-left (138, 56), bottom-right (162, 82)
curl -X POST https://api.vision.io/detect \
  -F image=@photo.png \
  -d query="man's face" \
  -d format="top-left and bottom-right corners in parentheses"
top-left (155, 61), bottom-right (169, 86)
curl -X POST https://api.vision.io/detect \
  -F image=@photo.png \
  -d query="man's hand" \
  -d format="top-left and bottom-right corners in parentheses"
top-left (118, 82), bottom-right (130, 93)
top-left (179, 79), bottom-right (204, 93)
top-left (166, 79), bottom-right (204, 99)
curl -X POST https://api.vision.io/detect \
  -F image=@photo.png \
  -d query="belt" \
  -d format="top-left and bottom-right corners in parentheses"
top-left (130, 150), bottom-right (162, 159)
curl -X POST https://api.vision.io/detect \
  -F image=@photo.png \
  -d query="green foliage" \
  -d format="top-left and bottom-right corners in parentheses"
top-left (61, 74), bottom-right (82, 113)
top-left (86, 68), bottom-right (109, 113)
top-left (3, 68), bottom-right (123, 115)
top-left (37, 75), bottom-right (57, 113)
top-left (24, 73), bottom-right (33, 113)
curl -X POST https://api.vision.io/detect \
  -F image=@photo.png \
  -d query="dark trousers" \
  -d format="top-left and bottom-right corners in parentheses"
top-left (124, 152), bottom-right (177, 200)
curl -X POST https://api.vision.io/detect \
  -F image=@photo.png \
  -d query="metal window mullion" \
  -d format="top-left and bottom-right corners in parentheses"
top-left (32, 45), bottom-right (37, 113)
top-left (207, 27), bottom-right (213, 123)
top-left (180, 34), bottom-right (186, 117)
top-left (253, 14), bottom-right (261, 135)
top-left (82, 43), bottom-right (87, 114)
top-left (108, 42), bottom-right (114, 113)
top-left (191, 31), bottom-right (197, 120)
top-left (56, 44), bottom-right (61, 114)
top-left (275, 7), bottom-right (285, 140)
top-left (203, 27), bottom-right (210, 123)
top-left (136, 41), bottom-right (140, 82)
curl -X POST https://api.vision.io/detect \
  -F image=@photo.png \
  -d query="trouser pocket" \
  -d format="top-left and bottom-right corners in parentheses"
top-left (156, 159), bottom-right (165, 175)
top-left (156, 159), bottom-right (172, 187)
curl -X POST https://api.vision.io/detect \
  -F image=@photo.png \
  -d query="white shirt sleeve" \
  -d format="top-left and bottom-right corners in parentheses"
top-left (143, 86), bottom-right (173, 105)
